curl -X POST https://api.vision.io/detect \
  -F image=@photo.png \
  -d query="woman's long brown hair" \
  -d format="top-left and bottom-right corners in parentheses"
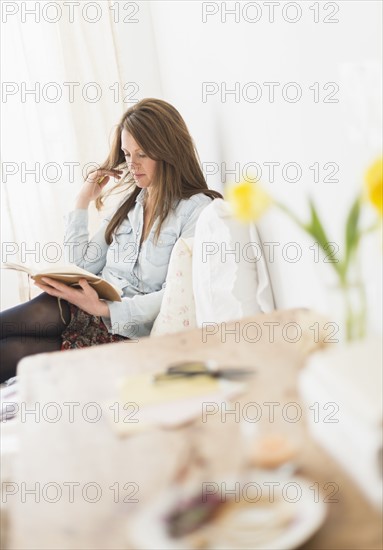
top-left (94, 98), bottom-right (223, 244)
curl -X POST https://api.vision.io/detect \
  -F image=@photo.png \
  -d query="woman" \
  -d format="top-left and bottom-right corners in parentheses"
top-left (0, 98), bottom-right (222, 383)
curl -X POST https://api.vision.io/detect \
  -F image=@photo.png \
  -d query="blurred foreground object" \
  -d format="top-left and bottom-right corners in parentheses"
top-left (299, 336), bottom-right (383, 509)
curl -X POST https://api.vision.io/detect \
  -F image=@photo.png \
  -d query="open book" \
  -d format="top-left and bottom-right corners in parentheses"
top-left (2, 262), bottom-right (122, 302)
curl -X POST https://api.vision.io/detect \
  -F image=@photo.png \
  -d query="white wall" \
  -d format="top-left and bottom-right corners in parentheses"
top-left (148, 0), bottom-right (382, 330)
top-left (1, 0), bottom-right (382, 333)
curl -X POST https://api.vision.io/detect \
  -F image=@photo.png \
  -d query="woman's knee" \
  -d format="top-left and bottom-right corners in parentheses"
top-left (0, 293), bottom-right (70, 339)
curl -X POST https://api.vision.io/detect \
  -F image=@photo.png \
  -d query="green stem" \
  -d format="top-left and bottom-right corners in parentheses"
top-left (338, 259), bottom-right (367, 341)
top-left (360, 220), bottom-right (381, 236)
top-left (340, 281), bottom-right (353, 341)
top-left (275, 201), bottom-right (344, 280)
top-left (357, 283), bottom-right (367, 339)
top-left (274, 201), bottom-right (308, 232)
top-left (274, 198), bottom-right (370, 341)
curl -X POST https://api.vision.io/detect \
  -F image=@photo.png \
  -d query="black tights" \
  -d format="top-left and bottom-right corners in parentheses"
top-left (0, 293), bottom-right (71, 383)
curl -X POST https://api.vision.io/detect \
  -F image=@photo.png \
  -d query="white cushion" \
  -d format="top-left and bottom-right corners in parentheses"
top-left (151, 237), bottom-right (196, 336)
top-left (192, 199), bottom-right (274, 327)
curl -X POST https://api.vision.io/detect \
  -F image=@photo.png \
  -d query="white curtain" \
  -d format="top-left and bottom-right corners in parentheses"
top-left (1, 1), bottom-right (162, 309)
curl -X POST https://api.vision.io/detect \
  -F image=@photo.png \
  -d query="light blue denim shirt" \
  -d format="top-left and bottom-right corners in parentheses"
top-left (63, 188), bottom-right (212, 338)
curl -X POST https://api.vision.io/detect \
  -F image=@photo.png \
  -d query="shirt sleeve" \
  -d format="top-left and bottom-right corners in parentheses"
top-left (63, 209), bottom-right (110, 275)
top-left (102, 195), bottom-right (213, 339)
top-left (102, 284), bottom-right (166, 339)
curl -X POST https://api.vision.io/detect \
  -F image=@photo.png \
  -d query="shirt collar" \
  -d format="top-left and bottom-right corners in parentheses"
top-left (135, 187), bottom-right (147, 206)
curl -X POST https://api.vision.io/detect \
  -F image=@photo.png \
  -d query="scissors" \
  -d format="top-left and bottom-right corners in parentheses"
top-left (153, 361), bottom-right (255, 382)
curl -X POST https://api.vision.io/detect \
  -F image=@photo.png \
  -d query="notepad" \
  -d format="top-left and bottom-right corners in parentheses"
top-left (120, 373), bottom-right (220, 406)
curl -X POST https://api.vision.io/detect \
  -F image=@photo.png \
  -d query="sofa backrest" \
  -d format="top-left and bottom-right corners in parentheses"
top-left (192, 199), bottom-right (275, 327)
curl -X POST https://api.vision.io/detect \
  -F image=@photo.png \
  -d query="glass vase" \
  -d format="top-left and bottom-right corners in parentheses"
top-left (326, 261), bottom-right (367, 342)
top-left (339, 278), bottom-right (367, 341)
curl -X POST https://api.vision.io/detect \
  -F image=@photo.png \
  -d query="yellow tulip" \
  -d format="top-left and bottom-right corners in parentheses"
top-left (226, 180), bottom-right (272, 222)
top-left (365, 157), bottom-right (383, 216)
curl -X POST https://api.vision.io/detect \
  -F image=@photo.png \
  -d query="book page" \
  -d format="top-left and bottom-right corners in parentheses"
top-left (35, 265), bottom-right (98, 277)
top-left (1, 262), bottom-right (33, 275)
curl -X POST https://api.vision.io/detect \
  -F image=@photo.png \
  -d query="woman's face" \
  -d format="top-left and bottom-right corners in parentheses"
top-left (121, 129), bottom-right (157, 190)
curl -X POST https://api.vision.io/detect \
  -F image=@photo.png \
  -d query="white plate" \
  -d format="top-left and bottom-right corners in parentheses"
top-left (128, 472), bottom-right (327, 550)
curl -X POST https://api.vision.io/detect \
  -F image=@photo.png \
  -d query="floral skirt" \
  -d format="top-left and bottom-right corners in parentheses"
top-left (60, 303), bottom-right (129, 350)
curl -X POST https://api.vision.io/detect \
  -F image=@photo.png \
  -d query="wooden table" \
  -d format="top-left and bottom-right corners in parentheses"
top-left (4, 309), bottom-right (382, 550)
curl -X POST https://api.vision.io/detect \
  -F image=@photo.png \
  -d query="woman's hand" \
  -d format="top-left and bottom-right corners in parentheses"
top-left (76, 168), bottom-right (123, 208)
top-left (34, 278), bottom-right (110, 318)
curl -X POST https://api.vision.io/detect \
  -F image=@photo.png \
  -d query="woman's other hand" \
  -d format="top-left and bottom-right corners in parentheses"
top-left (34, 278), bottom-right (110, 318)
top-left (75, 169), bottom-right (123, 208)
